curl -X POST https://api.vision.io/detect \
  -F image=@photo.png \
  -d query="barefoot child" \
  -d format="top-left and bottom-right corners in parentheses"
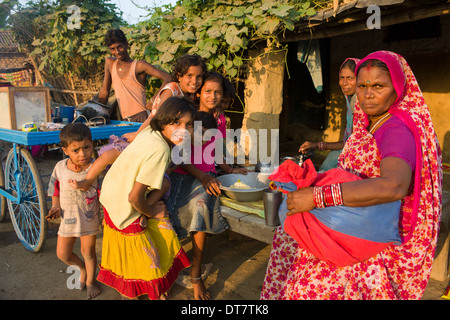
top-left (96, 96), bottom-right (195, 299)
top-left (45, 123), bottom-right (101, 299)
top-left (167, 73), bottom-right (247, 300)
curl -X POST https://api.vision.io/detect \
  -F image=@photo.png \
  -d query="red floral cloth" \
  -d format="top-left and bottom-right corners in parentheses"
top-left (261, 51), bottom-right (442, 300)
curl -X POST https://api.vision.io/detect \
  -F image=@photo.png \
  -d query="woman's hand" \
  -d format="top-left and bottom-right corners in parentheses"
top-left (298, 141), bottom-right (318, 153)
top-left (68, 178), bottom-right (93, 192)
top-left (286, 187), bottom-right (315, 216)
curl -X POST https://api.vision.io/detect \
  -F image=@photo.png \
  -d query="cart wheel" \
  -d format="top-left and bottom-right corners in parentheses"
top-left (0, 160), bottom-right (6, 222)
top-left (5, 146), bottom-right (47, 252)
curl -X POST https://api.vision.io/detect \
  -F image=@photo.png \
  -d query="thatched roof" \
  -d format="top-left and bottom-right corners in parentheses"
top-left (0, 31), bottom-right (31, 71)
top-left (0, 31), bottom-right (20, 52)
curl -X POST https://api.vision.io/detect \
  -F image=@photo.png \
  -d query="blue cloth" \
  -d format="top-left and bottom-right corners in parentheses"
top-left (319, 150), bottom-right (342, 171)
top-left (311, 201), bottom-right (402, 244)
top-left (275, 178), bottom-right (401, 245)
top-left (167, 172), bottom-right (229, 239)
top-left (279, 198), bottom-right (401, 245)
top-left (278, 198), bottom-right (289, 227)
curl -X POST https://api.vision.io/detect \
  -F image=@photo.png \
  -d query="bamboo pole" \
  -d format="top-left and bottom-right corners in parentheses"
top-left (47, 87), bottom-right (97, 95)
top-left (68, 71), bottom-right (78, 105)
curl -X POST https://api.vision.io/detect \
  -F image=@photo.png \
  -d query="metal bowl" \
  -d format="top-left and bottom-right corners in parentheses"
top-left (217, 172), bottom-right (271, 202)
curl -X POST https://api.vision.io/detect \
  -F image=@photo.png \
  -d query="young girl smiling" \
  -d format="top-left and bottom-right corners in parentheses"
top-left (168, 72), bottom-right (246, 300)
top-left (96, 97), bottom-right (195, 300)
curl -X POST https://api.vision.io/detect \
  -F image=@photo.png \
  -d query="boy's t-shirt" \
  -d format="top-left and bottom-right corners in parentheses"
top-left (100, 127), bottom-right (170, 230)
top-left (48, 159), bottom-right (100, 237)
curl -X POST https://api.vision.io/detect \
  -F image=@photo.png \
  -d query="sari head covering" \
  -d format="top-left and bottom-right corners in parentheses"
top-left (319, 57), bottom-right (361, 171)
top-left (339, 57), bottom-right (360, 74)
top-left (261, 51), bottom-right (442, 300)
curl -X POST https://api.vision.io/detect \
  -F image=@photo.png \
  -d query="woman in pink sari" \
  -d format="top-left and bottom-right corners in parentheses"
top-left (260, 51), bottom-right (442, 300)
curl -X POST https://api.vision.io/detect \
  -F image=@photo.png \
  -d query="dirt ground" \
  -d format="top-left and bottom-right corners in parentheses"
top-left (0, 154), bottom-right (449, 301)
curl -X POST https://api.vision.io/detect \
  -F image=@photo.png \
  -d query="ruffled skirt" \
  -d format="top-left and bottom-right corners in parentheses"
top-left (97, 208), bottom-right (190, 299)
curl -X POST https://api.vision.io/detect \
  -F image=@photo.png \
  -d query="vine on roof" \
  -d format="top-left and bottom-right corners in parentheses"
top-left (129, 0), bottom-right (318, 81)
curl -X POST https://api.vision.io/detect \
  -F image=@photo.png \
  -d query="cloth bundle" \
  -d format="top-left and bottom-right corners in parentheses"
top-left (269, 159), bottom-right (401, 267)
top-left (98, 135), bottom-right (130, 155)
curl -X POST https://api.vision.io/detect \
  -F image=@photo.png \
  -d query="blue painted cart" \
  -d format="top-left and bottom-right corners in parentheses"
top-left (0, 121), bottom-right (141, 252)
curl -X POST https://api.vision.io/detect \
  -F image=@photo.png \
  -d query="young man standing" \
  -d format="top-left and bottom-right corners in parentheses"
top-left (98, 29), bottom-right (171, 122)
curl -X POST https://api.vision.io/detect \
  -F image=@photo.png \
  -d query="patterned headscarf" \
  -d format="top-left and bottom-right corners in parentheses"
top-left (261, 51), bottom-right (442, 300)
top-left (348, 51), bottom-right (442, 244)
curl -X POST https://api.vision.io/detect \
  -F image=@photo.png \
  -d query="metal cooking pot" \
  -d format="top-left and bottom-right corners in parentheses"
top-left (217, 172), bottom-right (271, 202)
top-left (281, 150), bottom-right (314, 166)
top-left (255, 161), bottom-right (272, 173)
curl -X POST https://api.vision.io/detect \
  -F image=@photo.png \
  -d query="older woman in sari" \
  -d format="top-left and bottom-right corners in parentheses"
top-left (260, 51), bottom-right (442, 300)
top-left (299, 57), bottom-right (360, 171)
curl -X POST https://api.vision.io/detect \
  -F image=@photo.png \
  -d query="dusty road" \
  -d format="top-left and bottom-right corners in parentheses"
top-left (0, 214), bottom-right (271, 300)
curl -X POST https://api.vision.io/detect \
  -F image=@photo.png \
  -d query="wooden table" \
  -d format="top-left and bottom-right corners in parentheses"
top-left (430, 190), bottom-right (450, 281)
top-left (220, 205), bottom-right (277, 244)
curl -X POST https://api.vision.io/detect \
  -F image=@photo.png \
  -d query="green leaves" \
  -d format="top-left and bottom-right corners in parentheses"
top-left (11, 0), bottom-right (124, 78)
top-left (9, 0), bottom-right (319, 94)
top-left (140, 0), bottom-right (318, 79)
top-left (171, 29), bottom-right (196, 41)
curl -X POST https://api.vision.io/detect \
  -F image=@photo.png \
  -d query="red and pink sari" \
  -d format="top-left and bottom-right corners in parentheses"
top-left (260, 51), bottom-right (442, 300)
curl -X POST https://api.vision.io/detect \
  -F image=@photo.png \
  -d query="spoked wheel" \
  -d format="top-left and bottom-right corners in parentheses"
top-left (0, 160), bottom-right (6, 222)
top-left (5, 146), bottom-right (47, 252)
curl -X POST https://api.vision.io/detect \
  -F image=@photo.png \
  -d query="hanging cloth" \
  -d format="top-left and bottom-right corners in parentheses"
top-left (297, 40), bottom-right (323, 93)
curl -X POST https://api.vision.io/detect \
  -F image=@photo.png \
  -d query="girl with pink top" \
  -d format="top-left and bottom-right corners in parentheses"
top-left (124, 54), bottom-right (208, 142)
top-left (71, 54), bottom-right (208, 191)
top-left (167, 72), bottom-right (247, 300)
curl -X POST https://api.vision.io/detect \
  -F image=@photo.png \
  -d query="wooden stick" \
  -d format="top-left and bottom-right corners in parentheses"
top-left (47, 87), bottom-right (97, 95)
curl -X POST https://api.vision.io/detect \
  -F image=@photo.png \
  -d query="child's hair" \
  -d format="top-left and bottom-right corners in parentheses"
top-left (105, 29), bottom-right (127, 47)
top-left (60, 123), bottom-right (92, 148)
top-left (195, 111), bottom-right (217, 130)
top-left (150, 96), bottom-right (197, 131)
top-left (171, 54), bottom-right (208, 82)
top-left (203, 71), bottom-right (235, 113)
